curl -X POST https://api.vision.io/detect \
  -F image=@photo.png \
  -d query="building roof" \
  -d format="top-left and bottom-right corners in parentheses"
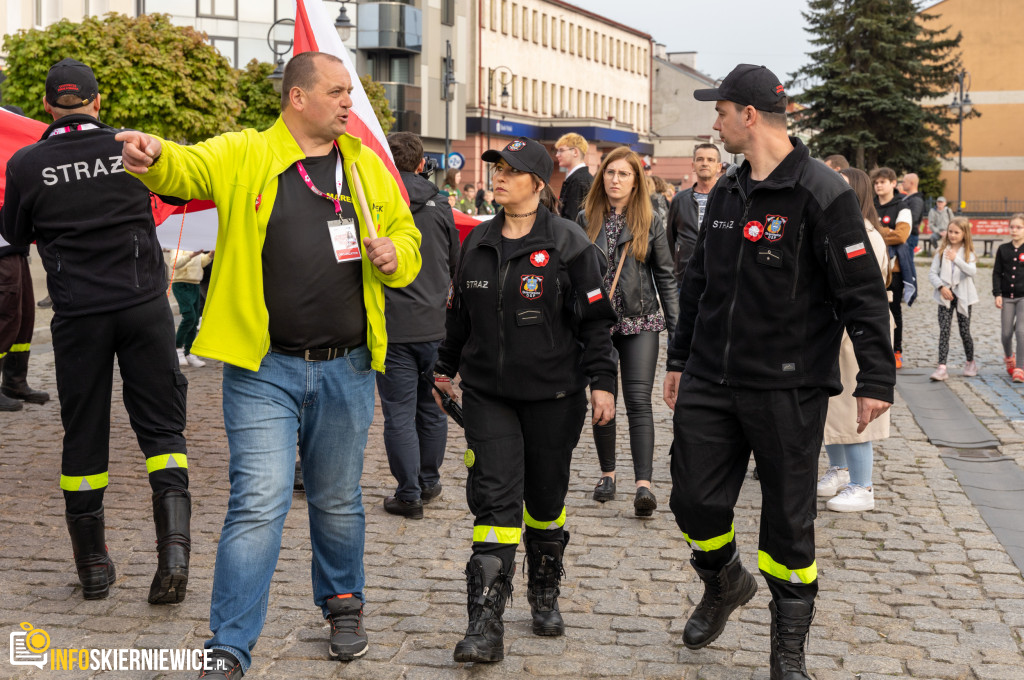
top-left (543, 0), bottom-right (652, 41)
top-left (654, 56), bottom-right (715, 86)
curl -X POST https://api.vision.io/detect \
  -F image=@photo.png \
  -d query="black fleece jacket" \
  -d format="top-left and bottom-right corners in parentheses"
top-left (0, 114), bottom-right (183, 317)
top-left (436, 205), bottom-right (617, 400)
top-left (668, 139), bottom-right (894, 402)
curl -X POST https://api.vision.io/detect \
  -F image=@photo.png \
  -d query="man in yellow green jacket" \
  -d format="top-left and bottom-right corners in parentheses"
top-left (118, 52), bottom-right (421, 677)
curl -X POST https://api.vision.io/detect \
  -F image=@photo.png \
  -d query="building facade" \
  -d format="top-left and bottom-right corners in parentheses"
top-left (925, 0), bottom-right (1023, 208)
top-left (453, 0), bottom-right (654, 193)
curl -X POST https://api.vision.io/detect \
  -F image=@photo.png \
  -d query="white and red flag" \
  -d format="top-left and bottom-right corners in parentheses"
top-left (293, 0), bottom-right (409, 204)
top-left (0, 107), bottom-right (47, 230)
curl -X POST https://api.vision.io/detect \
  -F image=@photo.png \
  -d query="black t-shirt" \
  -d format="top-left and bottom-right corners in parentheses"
top-left (263, 148), bottom-right (366, 351)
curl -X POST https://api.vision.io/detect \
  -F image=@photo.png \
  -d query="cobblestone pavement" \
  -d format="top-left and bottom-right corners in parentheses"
top-left (1, 285), bottom-right (1022, 679)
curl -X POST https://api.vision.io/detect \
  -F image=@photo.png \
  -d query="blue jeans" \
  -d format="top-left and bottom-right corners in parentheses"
top-left (375, 341), bottom-right (448, 501)
top-left (825, 442), bottom-right (873, 488)
top-left (207, 348), bottom-right (375, 671)
top-left (907, 233), bottom-right (919, 253)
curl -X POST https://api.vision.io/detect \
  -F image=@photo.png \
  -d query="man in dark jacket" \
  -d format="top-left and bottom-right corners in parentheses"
top-left (554, 132), bottom-right (593, 220)
top-left (663, 64), bottom-right (894, 680)
top-left (666, 143), bottom-right (720, 283)
top-left (0, 59), bottom-right (191, 605)
top-left (378, 132), bottom-right (460, 518)
top-left (900, 172), bottom-right (925, 252)
top-left (0, 240), bottom-right (50, 411)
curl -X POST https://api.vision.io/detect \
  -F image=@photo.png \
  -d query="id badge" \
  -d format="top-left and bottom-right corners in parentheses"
top-left (328, 219), bottom-right (361, 263)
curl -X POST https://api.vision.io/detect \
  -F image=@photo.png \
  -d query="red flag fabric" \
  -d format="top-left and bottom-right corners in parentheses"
top-left (293, 0), bottom-right (409, 204)
top-left (0, 108), bottom-right (47, 213)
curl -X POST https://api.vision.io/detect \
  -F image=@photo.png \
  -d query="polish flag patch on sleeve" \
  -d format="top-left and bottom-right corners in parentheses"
top-left (587, 288), bottom-right (603, 304)
top-left (845, 242), bottom-right (867, 260)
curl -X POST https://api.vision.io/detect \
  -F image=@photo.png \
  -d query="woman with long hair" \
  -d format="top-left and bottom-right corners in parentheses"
top-left (816, 167), bottom-right (892, 512)
top-left (434, 137), bottom-right (617, 661)
top-left (580, 146), bottom-right (678, 516)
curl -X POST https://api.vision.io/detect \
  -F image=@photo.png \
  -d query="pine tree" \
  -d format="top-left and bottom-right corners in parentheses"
top-left (790, 0), bottom-right (964, 194)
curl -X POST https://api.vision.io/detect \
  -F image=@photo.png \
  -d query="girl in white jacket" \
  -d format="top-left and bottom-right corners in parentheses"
top-left (928, 217), bottom-right (978, 381)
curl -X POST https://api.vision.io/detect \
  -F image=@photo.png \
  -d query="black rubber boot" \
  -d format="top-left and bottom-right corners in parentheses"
top-left (1, 352), bottom-right (49, 404)
top-left (526, 538), bottom-right (566, 636)
top-left (683, 550), bottom-right (758, 649)
top-left (0, 357), bottom-right (24, 411)
top-left (770, 599), bottom-right (815, 680)
top-left (65, 509), bottom-right (116, 599)
top-left (453, 555), bottom-right (514, 663)
top-left (148, 488), bottom-right (191, 604)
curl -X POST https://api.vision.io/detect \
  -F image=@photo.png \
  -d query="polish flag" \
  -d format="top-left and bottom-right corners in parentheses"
top-left (293, 0), bottom-right (408, 204)
top-left (587, 288), bottom-right (603, 304)
top-left (845, 242), bottom-right (867, 260)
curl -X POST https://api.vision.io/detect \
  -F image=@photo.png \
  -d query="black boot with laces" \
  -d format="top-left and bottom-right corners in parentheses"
top-left (770, 599), bottom-right (815, 680)
top-left (454, 554), bottom-right (514, 663)
top-left (525, 538), bottom-right (566, 636)
top-left (683, 550), bottom-right (757, 649)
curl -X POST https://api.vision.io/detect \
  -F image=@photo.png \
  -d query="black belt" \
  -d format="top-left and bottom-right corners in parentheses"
top-left (270, 344), bottom-right (360, 362)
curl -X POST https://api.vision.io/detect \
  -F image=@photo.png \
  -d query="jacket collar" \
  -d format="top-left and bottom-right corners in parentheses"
top-left (725, 136), bottom-right (809, 195)
top-left (477, 204), bottom-right (558, 259)
top-left (42, 114), bottom-right (109, 139)
top-left (262, 115), bottom-right (364, 177)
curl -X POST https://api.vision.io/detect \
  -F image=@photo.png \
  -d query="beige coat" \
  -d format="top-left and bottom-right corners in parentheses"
top-left (163, 249), bottom-right (212, 285)
top-left (823, 219), bottom-right (892, 445)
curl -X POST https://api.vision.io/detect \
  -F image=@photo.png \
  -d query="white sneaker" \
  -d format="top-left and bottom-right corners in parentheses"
top-left (185, 353), bottom-right (206, 368)
top-left (816, 466), bottom-right (850, 497)
top-left (826, 484), bottom-right (875, 512)
top-left (176, 347), bottom-right (187, 367)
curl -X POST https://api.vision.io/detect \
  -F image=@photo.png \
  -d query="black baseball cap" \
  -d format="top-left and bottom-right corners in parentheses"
top-left (482, 137), bottom-right (553, 182)
top-left (45, 58), bottom-right (98, 109)
top-left (694, 64), bottom-right (787, 114)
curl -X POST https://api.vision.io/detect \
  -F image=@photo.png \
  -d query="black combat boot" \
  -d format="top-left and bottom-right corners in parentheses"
top-left (148, 488), bottom-right (191, 604)
top-left (770, 599), bottom-right (815, 680)
top-left (683, 550), bottom-right (758, 649)
top-left (1, 351), bottom-right (49, 404)
top-left (65, 509), bottom-right (116, 599)
top-left (0, 357), bottom-right (24, 411)
top-left (453, 555), bottom-right (514, 663)
top-left (525, 538), bottom-right (566, 636)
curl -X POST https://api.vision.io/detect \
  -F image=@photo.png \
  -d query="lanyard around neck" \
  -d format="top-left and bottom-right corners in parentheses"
top-left (295, 143), bottom-right (345, 216)
top-left (48, 122), bottom-right (98, 138)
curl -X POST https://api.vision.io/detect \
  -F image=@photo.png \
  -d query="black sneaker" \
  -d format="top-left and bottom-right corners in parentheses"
top-left (420, 482), bottom-right (443, 504)
top-left (383, 496), bottom-right (424, 519)
top-left (634, 487), bottom-right (657, 517)
top-left (593, 476), bottom-right (616, 502)
top-left (198, 649), bottom-right (243, 678)
top-left (327, 595), bottom-right (368, 661)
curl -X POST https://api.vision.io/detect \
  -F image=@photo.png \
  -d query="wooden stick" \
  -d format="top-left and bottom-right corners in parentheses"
top-left (349, 162), bottom-right (379, 241)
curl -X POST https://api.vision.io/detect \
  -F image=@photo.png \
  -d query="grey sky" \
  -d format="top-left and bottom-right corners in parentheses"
top-left (577, 0), bottom-right (814, 83)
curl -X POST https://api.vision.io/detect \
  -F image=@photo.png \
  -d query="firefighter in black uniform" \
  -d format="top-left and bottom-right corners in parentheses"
top-left (0, 59), bottom-right (191, 603)
top-left (663, 65), bottom-right (894, 679)
top-left (433, 137), bottom-right (617, 663)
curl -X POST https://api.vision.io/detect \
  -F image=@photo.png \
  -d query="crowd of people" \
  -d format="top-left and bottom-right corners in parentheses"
top-left (0, 53), bottom-right (1020, 680)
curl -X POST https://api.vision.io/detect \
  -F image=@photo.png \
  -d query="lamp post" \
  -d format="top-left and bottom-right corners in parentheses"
top-left (442, 40), bottom-right (455, 171)
top-left (949, 69), bottom-right (973, 214)
top-left (333, 1), bottom-right (355, 43)
top-left (485, 65), bottom-right (513, 188)
top-left (266, 18), bottom-right (295, 95)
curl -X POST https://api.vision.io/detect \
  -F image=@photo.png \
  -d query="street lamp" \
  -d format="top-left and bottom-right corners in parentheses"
top-left (333, 1), bottom-right (354, 43)
top-left (485, 65), bottom-right (513, 187)
top-left (949, 69), bottom-right (973, 214)
top-left (266, 18), bottom-right (295, 94)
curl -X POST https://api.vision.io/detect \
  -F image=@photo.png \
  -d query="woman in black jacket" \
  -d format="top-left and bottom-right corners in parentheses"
top-left (580, 146), bottom-right (679, 516)
top-left (434, 137), bottom-right (617, 663)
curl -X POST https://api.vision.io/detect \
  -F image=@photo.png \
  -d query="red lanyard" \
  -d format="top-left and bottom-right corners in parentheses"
top-left (295, 143), bottom-right (345, 216)
top-left (48, 123), bottom-right (98, 138)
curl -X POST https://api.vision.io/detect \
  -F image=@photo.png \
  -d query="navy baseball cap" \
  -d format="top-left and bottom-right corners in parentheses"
top-left (45, 58), bottom-right (98, 109)
top-left (694, 64), bottom-right (787, 114)
top-left (482, 137), bottom-right (553, 182)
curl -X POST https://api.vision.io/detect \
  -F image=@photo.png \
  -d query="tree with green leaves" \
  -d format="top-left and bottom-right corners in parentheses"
top-left (1, 13), bottom-right (241, 142)
top-left (361, 74), bottom-right (395, 136)
top-left (789, 0), bottom-right (964, 196)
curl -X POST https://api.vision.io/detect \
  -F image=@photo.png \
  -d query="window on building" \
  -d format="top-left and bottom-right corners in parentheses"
top-left (541, 13), bottom-right (548, 45)
top-left (551, 16), bottom-right (558, 49)
top-left (511, 3), bottom-right (518, 37)
top-left (390, 54), bottom-right (411, 83)
top-left (208, 36), bottom-right (238, 68)
top-left (533, 11), bottom-right (539, 43)
top-left (489, 0), bottom-right (496, 30)
top-left (501, 0), bottom-right (507, 34)
top-left (601, 35), bottom-right (607, 64)
top-left (542, 81), bottom-right (548, 115)
top-left (569, 23), bottom-right (574, 54)
top-left (577, 27), bottom-right (583, 57)
top-left (442, 0), bottom-right (455, 26)
top-left (197, 0), bottom-right (237, 18)
top-left (560, 20), bottom-right (566, 52)
top-left (568, 87), bottom-right (573, 115)
top-left (522, 7), bottom-right (529, 40)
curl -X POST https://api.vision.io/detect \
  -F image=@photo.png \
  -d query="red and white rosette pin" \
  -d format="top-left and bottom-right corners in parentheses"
top-left (743, 221), bottom-right (764, 242)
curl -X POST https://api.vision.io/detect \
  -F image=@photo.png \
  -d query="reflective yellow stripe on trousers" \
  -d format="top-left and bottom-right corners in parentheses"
top-left (8, 343), bottom-right (30, 353)
top-left (59, 472), bottom-right (109, 492)
top-left (145, 453), bottom-right (188, 474)
top-left (682, 524), bottom-right (735, 552)
top-left (472, 525), bottom-right (522, 544)
top-left (758, 550), bottom-right (817, 584)
top-left (523, 505), bottom-right (566, 531)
